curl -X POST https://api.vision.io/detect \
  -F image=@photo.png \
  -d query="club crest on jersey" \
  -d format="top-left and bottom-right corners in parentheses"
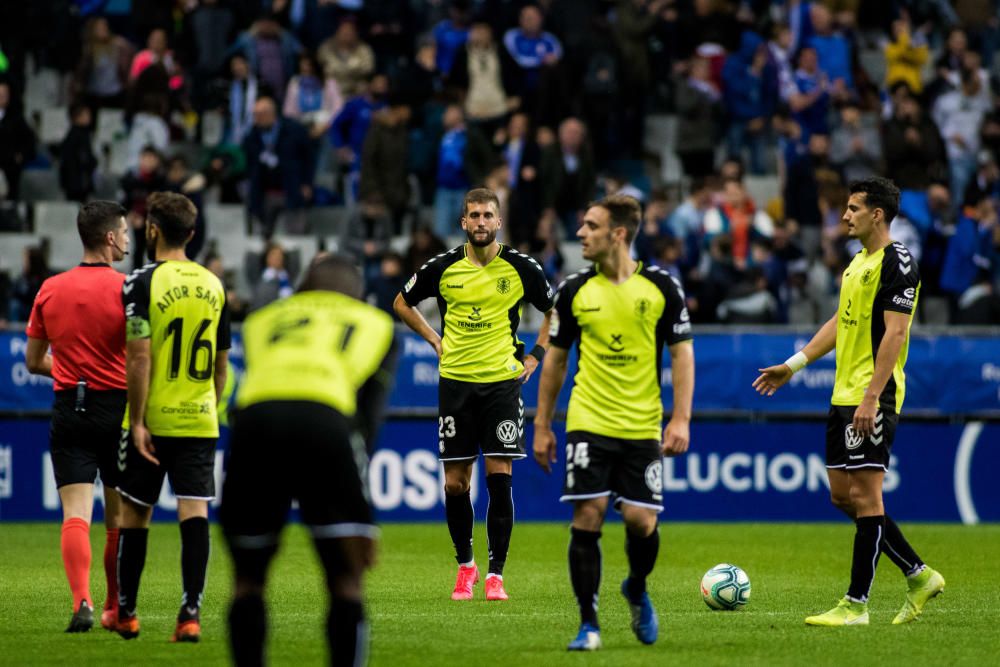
top-left (844, 425), bottom-right (864, 450)
top-left (469, 306), bottom-right (482, 321)
top-left (496, 277), bottom-right (511, 294)
top-left (861, 268), bottom-right (874, 285)
top-left (644, 460), bottom-right (663, 493)
top-left (634, 298), bottom-right (651, 317)
top-left (608, 333), bottom-right (625, 352)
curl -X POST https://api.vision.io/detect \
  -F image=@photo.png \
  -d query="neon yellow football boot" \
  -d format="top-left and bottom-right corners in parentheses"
top-left (892, 567), bottom-right (945, 625)
top-left (805, 598), bottom-right (869, 626)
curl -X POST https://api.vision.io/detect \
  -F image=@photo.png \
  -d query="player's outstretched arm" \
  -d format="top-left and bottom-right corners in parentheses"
top-left (126, 338), bottom-right (158, 465)
top-left (393, 293), bottom-right (442, 356)
top-left (663, 340), bottom-right (694, 457)
top-left (533, 344), bottom-right (568, 473)
top-left (753, 313), bottom-right (838, 396)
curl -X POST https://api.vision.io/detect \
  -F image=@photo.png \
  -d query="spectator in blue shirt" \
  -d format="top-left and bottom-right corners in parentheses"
top-left (807, 3), bottom-right (852, 98)
top-left (721, 30), bottom-right (779, 174)
top-left (329, 73), bottom-right (388, 195)
top-left (433, 1), bottom-right (472, 76)
top-left (788, 46), bottom-right (830, 138)
top-left (433, 104), bottom-right (496, 238)
top-left (503, 4), bottom-right (562, 109)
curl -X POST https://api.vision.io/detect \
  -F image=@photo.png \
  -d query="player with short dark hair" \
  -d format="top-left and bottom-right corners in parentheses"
top-left (222, 254), bottom-right (396, 666)
top-left (754, 176), bottom-right (944, 626)
top-left (393, 187), bottom-right (554, 601)
top-left (25, 201), bottom-right (131, 632)
top-left (114, 191), bottom-right (231, 642)
top-left (533, 194), bottom-right (695, 650)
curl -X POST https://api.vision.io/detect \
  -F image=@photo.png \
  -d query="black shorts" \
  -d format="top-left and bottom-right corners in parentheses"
top-left (116, 432), bottom-right (217, 507)
top-left (50, 389), bottom-right (126, 489)
top-left (438, 377), bottom-right (525, 461)
top-left (560, 431), bottom-right (664, 512)
top-left (825, 405), bottom-right (898, 472)
top-left (220, 401), bottom-right (376, 545)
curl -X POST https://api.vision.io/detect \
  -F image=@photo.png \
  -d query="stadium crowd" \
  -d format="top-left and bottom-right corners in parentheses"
top-left (0, 0), bottom-right (999, 325)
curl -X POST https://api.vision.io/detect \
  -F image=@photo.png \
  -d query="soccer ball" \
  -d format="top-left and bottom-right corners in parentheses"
top-left (700, 563), bottom-right (751, 610)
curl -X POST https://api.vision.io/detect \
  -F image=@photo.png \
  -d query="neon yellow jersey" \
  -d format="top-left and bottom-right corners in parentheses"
top-left (123, 261), bottom-right (230, 438)
top-left (832, 241), bottom-right (919, 412)
top-left (236, 291), bottom-right (395, 417)
top-left (401, 245), bottom-right (554, 383)
top-left (550, 264), bottom-right (692, 440)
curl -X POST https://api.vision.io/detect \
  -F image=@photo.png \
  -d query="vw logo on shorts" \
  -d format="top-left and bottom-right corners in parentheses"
top-left (845, 425), bottom-right (864, 450)
top-left (644, 460), bottom-right (663, 493)
top-left (496, 420), bottom-right (518, 444)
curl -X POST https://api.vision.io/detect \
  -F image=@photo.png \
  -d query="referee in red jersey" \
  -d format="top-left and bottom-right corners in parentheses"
top-left (25, 201), bottom-right (132, 633)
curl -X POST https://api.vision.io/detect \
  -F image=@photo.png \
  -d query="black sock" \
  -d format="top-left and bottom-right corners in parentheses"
top-left (625, 525), bottom-right (659, 601)
top-left (179, 517), bottom-right (210, 620)
top-left (486, 474), bottom-right (514, 576)
top-left (229, 594), bottom-right (266, 667)
top-left (846, 515), bottom-right (885, 602)
top-left (568, 528), bottom-right (602, 627)
top-left (881, 515), bottom-right (925, 576)
top-left (117, 528), bottom-right (148, 619)
top-left (327, 597), bottom-right (366, 667)
top-left (445, 490), bottom-right (474, 564)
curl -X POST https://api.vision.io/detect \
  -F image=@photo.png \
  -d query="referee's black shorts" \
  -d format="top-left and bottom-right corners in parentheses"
top-left (220, 401), bottom-right (377, 548)
top-left (50, 389), bottom-right (126, 489)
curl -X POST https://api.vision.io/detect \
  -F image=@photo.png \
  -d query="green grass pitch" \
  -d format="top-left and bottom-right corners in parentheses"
top-left (1, 522), bottom-right (997, 666)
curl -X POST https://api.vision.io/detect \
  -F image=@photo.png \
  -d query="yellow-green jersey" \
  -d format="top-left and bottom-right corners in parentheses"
top-left (550, 264), bottom-right (692, 440)
top-left (123, 260), bottom-right (231, 438)
top-left (237, 291), bottom-right (396, 439)
top-left (833, 240), bottom-right (919, 412)
top-left (400, 244), bottom-right (554, 383)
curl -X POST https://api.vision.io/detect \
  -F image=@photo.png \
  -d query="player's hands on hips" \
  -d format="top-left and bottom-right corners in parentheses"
top-left (662, 418), bottom-right (689, 457)
top-left (430, 337), bottom-right (442, 358)
top-left (752, 364), bottom-right (794, 396)
top-left (519, 355), bottom-right (539, 383)
top-left (131, 422), bottom-right (159, 465)
top-left (532, 424), bottom-right (557, 473)
top-left (852, 396), bottom-right (879, 438)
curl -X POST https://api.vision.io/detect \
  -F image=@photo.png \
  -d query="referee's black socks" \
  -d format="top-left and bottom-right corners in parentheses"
top-left (625, 524), bottom-right (659, 601)
top-left (847, 515), bottom-right (885, 603)
top-left (445, 490), bottom-right (475, 565)
top-left (569, 528), bottom-right (602, 627)
top-left (179, 517), bottom-right (210, 621)
top-left (486, 473), bottom-right (513, 576)
top-left (117, 528), bottom-right (148, 619)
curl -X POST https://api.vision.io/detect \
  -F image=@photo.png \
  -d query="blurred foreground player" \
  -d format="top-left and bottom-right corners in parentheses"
top-left (533, 195), bottom-right (695, 649)
top-left (115, 192), bottom-right (230, 641)
top-left (222, 254), bottom-right (396, 667)
top-left (754, 177), bottom-right (945, 625)
top-left (25, 201), bottom-right (131, 632)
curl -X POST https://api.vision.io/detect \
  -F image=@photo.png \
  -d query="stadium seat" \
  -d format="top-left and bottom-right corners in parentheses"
top-left (19, 169), bottom-right (63, 202)
top-left (24, 66), bottom-right (64, 117)
top-left (204, 203), bottom-right (248, 238)
top-left (920, 296), bottom-right (950, 325)
top-left (561, 241), bottom-right (588, 277)
top-left (33, 201), bottom-right (79, 236)
top-left (200, 111), bottom-right (225, 147)
top-left (643, 114), bottom-right (677, 155)
top-left (36, 107), bottom-right (70, 146)
top-left (95, 108), bottom-right (126, 148)
top-left (306, 206), bottom-right (350, 236)
top-left (744, 175), bottom-right (781, 210)
top-left (0, 232), bottom-right (42, 275)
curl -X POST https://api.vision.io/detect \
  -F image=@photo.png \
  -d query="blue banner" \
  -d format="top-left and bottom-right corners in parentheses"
top-left (4, 330), bottom-right (999, 416)
top-left (1, 419), bottom-right (997, 524)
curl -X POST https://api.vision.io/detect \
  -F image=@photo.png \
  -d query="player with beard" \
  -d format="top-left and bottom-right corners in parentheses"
top-left (394, 187), bottom-right (554, 602)
top-left (114, 192), bottom-right (230, 642)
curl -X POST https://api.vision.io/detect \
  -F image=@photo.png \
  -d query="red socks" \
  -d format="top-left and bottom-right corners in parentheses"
top-left (104, 528), bottom-right (120, 612)
top-left (60, 518), bottom-right (92, 610)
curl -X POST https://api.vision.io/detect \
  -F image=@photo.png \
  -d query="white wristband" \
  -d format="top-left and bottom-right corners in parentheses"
top-left (784, 351), bottom-right (809, 373)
